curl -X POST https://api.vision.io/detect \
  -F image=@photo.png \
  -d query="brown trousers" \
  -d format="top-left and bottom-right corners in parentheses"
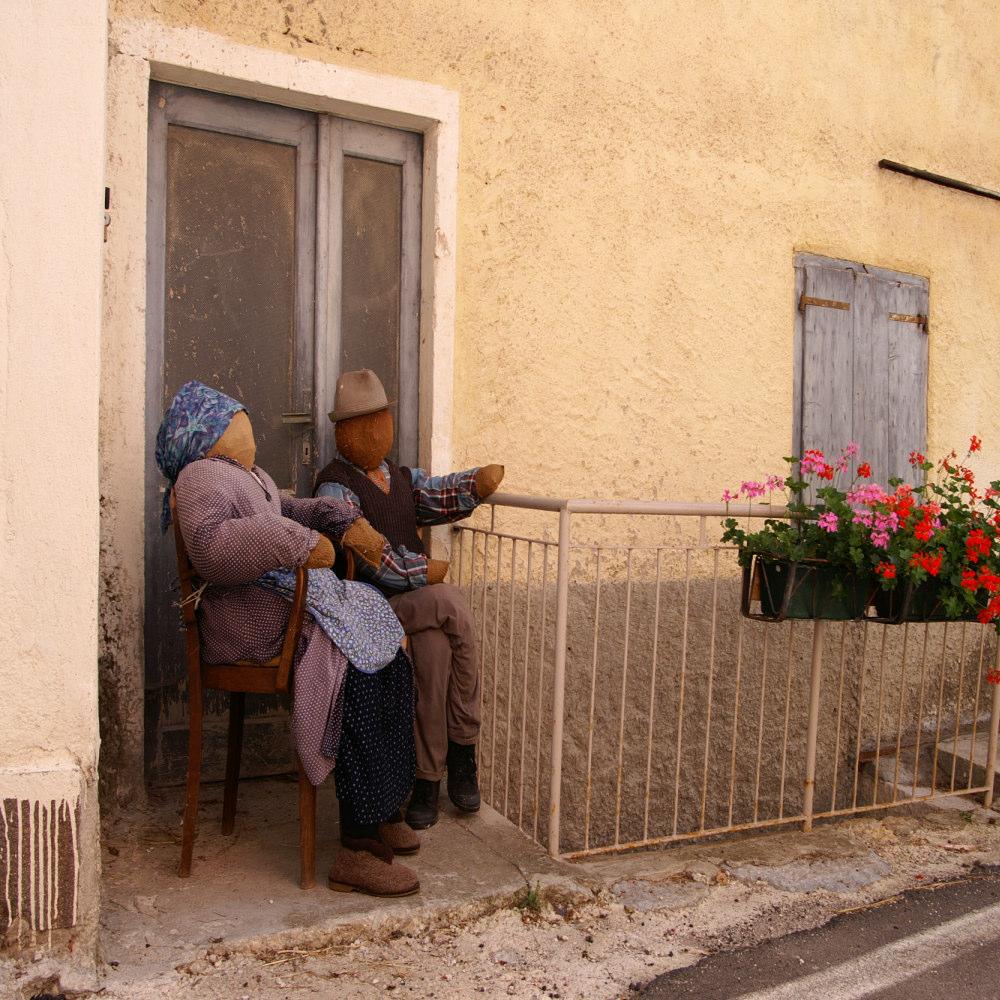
top-left (388, 583), bottom-right (480, 781)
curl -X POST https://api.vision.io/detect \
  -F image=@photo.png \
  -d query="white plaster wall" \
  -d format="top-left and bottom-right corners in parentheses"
top-left (0, 0), bottom-right (107, 976)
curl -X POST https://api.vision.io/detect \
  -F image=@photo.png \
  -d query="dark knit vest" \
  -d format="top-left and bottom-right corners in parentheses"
top-left (314, 458), bottom-right (426, 559)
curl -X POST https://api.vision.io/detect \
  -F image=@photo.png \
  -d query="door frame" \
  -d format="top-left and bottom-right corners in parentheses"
top-left (101, 18), bottom-right (459, 802)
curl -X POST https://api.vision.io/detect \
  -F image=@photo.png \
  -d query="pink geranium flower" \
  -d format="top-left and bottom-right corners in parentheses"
top-left (818, 512), bottom-right (838, 533)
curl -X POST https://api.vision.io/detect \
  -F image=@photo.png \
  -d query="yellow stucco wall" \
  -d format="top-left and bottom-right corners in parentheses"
top-left (112, 0), bottom-right (1000, 500)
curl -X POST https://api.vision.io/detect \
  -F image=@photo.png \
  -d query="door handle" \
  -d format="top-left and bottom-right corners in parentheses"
top-left (281, 412), bottom-right (314, 425)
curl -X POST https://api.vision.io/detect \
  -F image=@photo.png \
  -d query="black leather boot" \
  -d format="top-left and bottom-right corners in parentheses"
top-left (446, 741), bottom-right (481, 813)
top-left (405, 778), bottom-right (440, 830)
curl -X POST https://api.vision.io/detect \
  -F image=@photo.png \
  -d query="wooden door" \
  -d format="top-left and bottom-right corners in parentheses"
top-left (144, 84), bottom-right (316, 785)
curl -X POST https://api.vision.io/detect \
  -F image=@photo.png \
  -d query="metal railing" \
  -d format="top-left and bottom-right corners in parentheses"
top-left (452, 493), bottom-right (1000, 860)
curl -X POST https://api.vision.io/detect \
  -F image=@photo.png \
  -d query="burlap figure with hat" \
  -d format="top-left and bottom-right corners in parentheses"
top-left (315, 369), bottom-right (504, 829)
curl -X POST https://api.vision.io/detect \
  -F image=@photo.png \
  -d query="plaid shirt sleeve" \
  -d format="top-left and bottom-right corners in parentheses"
top-left (315, 480), bottom-right (428, 592)
top-left (409, 466), bottom-right (481, 526)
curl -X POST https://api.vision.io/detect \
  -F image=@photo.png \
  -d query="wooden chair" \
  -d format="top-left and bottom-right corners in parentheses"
top-left (171, 493), bottom-right (353, 889)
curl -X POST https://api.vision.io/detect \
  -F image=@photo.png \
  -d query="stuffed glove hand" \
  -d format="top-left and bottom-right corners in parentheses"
top-left (342, 517), bottom-right (391, 570)
top-left (475, 464), bottom-right (505, 500)
top-left (304, 534), bottom-right (335, 569)
top-left (426, 558), bottom-right (450, 585)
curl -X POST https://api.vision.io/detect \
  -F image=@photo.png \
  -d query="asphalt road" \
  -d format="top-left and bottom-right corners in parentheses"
top-left (639, 866), bottom-right (1000, 999)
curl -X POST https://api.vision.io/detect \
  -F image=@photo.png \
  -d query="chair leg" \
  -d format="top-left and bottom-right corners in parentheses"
top-left (221, 691), bottom-right (245, 835)
top-left (297, 757), bottom-right (317, 890)
top-left (179, 677), bottom-right (204, 878)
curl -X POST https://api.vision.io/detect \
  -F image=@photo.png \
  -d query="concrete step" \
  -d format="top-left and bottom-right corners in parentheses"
top-left (935, 732), bottom-right (1000, 795)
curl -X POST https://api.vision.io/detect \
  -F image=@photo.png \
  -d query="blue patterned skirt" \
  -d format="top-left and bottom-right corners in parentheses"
top-left (331, 649), bottom-right (415, 824)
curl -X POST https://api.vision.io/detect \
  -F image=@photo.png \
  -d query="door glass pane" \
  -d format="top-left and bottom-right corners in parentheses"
top-left (340, 155), bottom-right (403, 462)
top-left (164, 124), bottom-right (298, 487)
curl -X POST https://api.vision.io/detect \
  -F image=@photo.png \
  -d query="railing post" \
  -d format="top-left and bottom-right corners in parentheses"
top-left (984, 640), bottom-right (1000, 810)
top-left (802, 619), bottom-right (826, 832)
top-left (547, 505), bottom-right (572, 857)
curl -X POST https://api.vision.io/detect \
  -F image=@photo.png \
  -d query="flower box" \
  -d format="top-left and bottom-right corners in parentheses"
top-left (868, 582), bottom-right (979, 625)
top-left (741, 554), bottom-right (874, 622)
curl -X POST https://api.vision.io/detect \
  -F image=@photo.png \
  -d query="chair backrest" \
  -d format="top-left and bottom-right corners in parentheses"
top-left (169, 488), bottom-right (310, 695)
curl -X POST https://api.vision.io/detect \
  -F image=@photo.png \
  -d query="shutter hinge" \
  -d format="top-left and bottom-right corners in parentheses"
top-left (799, 294), bottom-right (850, 312)
top-left (889, 312), bottom-right (928, 333)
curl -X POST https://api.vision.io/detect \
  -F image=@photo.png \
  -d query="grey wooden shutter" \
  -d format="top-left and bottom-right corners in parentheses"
top-left (795, 254), bottom-right (928, 486)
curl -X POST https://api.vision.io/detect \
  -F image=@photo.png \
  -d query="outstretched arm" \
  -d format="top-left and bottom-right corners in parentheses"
top-left (280, 491), bottom-right (362, 540)
top-left (410, 464), bottom-right (504, 526)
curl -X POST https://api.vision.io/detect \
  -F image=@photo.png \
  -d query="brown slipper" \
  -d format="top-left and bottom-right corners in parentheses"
top-left (328, 847), bottom-right (419, 897)
top-left (339, 834), bottom-right (393, 863)
top-left (378, 819), bottom-right (421, 856)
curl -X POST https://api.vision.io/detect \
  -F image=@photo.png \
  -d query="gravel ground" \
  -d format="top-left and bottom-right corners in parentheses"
top-left (9, 804), bottom-right (1000, 999)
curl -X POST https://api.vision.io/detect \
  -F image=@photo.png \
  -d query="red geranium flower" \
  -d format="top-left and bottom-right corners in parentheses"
top-left (966, 528), bottom-right (991, 564)
top-left (875, 562), bottom-right (897, 580)
top-left (970, 435), bottom-right (982, 453)
top-left (857, 463), bottom-right (872, 478)
top-left (910, 551), bottom-right (943, 576)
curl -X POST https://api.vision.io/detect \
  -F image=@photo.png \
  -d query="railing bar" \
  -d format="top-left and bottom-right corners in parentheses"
top-left (890, 623), bottom-right (912, 802)
top-left (462, 526), bottom-right (552, 546)
top-left (643, 549), bottom-right (663, 841)
top-left (562, 812), bottom-right (809, 860)
top-left (503, 539), bottom-right (518, 817)
top-left (517, 542), bottom-right (533, 830)
top-left (532, 544), bottom-right (550, 842)
top-left (777, 620), bottom-right (796, 819)
top-left (871, 625), bottom-right (890, 805)
top-left (829, 623), bottom-right (849, 813)
top-left (984, 636), bottom-right (1000, 809)
top-left (815, 786), bottom-right (990, 821)
top-left (850, 623), bottom-right (870, 811)
top-left (949, 623), bottom-right (971, 791)
top-left (699, 548), bottom-right (721, 831)
top-left (476, 531), bottom-right (490, 762)
top-left (910, 623), bottom-right (932, 801)
top-left (613, 548), bottom-right (635, 847)
top-left (547, 508), bottom-right (573, 858)
top-left (753, 627), bottom-right (770, 824)
top-left (931, 621), bottom-right (953, 793)
top-left (727, 613), bottom-right (746, 827)
top-left (671, 549), bottom-right (693, 838)
top-left (965, 626), bottom-right (987, 791)
top-left (489, 536), bottom-right (503, 805)
top-left (582, 549), bottom-right (602, 852)
top-left (456, 524), bottom-right (465, 591)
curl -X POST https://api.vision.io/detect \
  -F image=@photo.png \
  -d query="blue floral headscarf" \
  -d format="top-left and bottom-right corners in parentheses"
top-left (155, 380), bottom-right (246, 531)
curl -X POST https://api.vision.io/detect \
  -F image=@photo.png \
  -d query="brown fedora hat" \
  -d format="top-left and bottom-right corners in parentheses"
top-left (328, 369), bottom-right (394, 422)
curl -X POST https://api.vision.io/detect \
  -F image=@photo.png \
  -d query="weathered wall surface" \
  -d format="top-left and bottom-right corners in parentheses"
top-left (112, 0), bottom-right (1000, 497)
top-left (0, 0), bottom-right (106, 984)
top-left (100, 1), bottom-right (1000, 806)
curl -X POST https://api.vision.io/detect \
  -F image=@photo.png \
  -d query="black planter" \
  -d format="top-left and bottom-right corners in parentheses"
top-left (741, 555), bottom-right (874, 623)
top-left (869, 581), bottom-right (979, 624)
